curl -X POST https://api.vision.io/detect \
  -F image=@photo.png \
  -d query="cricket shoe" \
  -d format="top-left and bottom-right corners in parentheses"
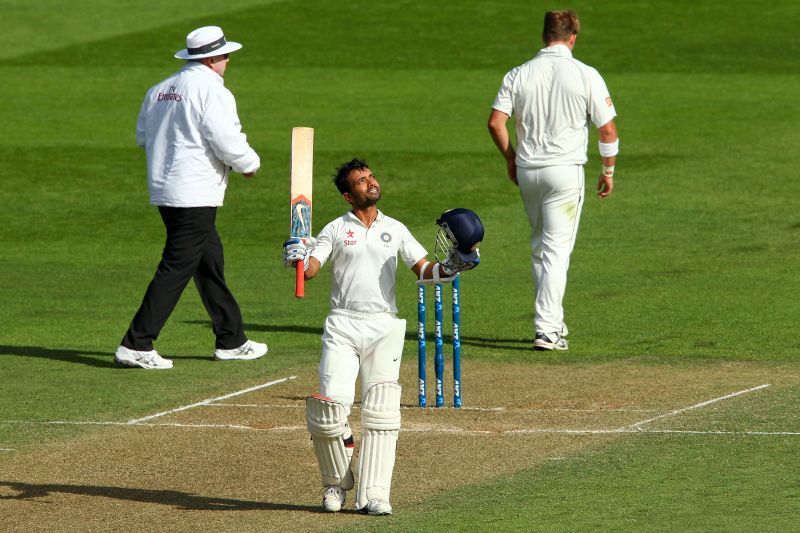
top-left (214, 340), bottom-right (268, 361)
top-left (534, 332), bottom-right (569, 351)
top-left (358, 499), bottom-right (393, 516)
top-left (114, 346), bottom-right (173, 369)
top-left (322, 485), bottom-right (346, 512)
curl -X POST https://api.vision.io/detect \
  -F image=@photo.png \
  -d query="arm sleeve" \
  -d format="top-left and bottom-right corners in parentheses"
top-left (201, 87), bottom-right (261, 173)
top-left (309, 222), bottom-right (335, 268)
top-left (491, 67), bottom-right (517, 116)
top-left (135, 93), bottom-right (149, 148)
top-left (586, 67), bottom-right (617, 128)
top-left (398, 224), bottom-right (428, 268)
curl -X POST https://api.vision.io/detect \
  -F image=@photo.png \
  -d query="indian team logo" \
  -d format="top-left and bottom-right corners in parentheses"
top-left (381, 232), bottom-right (392, 244)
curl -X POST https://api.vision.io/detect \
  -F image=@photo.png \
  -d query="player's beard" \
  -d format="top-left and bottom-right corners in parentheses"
top-left (355, 186), bottom-right (381, 209)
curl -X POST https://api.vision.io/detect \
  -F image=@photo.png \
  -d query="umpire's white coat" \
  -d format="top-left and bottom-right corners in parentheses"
top-left (136, 62), bottom-right (260, 207)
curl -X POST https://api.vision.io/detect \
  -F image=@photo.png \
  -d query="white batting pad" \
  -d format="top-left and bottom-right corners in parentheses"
top-left (355, 382), bottom-right (402, 509)
top-left (306, 395), bottom-right (354, 489)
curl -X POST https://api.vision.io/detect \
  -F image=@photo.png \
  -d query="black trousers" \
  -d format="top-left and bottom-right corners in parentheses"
top-left (121, 206), bottom-right (247, 351)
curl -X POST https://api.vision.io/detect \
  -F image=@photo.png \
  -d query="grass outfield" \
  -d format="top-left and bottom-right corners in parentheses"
top-left (1, 0), bottom-right (799, 530)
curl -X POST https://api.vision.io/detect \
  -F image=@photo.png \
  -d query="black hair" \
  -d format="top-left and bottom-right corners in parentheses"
top-left (333, 158), bottom-right (370, 194)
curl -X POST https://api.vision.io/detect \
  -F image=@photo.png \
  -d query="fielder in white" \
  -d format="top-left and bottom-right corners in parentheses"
top-left (283, 158), bottom-right (481, 515)
top-left (488, 10), bottom-right (619, 351)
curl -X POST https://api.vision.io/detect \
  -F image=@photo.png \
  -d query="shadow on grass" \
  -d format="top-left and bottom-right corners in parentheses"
top-left (185, 321), bottom-right (324, 336)
top-left (186, 321), bottom-right (534, 351)
top-left (403, 333), bottom-right (533, 352)
top-left (0, 480), bottom-right (346, 513)
top-left (0, 346), bottom-right (117, 368)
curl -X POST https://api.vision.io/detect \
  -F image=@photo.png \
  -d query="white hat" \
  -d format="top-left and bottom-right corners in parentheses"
top-left (174, 26), bottom-right (243, 60)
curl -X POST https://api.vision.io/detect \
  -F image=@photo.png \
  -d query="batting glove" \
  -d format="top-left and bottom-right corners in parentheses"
top-left (283, 237), bottom-right (316, 268)
top-left (440, 248), bottom-right (480, 276)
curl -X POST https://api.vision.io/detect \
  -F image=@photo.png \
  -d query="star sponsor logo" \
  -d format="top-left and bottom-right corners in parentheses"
top-left (344, 229), bottom-right (357, 246)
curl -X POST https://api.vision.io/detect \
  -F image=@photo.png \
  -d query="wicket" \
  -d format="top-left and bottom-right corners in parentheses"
top-left (417, 276), bottom-right (462, 408)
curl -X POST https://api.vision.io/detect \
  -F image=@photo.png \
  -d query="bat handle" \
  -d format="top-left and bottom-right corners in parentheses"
top-left (295, 261), bottom-right (305, 298)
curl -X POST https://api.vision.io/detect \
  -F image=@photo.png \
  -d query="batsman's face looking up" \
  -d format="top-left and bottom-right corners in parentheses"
top-left (344, 168), bottom-right (381, 208)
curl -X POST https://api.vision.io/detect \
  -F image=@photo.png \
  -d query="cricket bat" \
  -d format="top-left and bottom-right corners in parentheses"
top-left (290, 127), bottom-right (314, 298)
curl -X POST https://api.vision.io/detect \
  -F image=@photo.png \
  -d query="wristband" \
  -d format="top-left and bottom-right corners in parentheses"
top-left (598, 138), bottom-right (619, 157)
top-left (602, 165), bottom-right (615, 177)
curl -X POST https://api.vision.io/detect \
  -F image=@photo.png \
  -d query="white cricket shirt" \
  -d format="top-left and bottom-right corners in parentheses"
top-left (311, 210), bottom-right (427, 314)
top-left (136, 62), bottom-right (260, 207)
top-left (492, 44), bottom-right (616, 169)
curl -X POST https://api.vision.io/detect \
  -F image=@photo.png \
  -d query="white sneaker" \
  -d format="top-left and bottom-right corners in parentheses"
top-left (114, 346), bottom-right (173, 369)
top-left (534, 332), bottom-right (569, 351)
top-left (322, 485), bottom-right (346, 512)
top-left (213, 340), bottom-right (268, 361)
top-left (359, 498), bottom-right (393, 516)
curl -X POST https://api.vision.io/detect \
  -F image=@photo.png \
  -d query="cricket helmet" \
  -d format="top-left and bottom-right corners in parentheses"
top-left (435, 208), bottom-right (484, 253)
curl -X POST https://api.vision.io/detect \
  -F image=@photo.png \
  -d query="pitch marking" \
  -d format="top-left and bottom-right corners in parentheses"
top-left (627, 384), bottom-right (770, 430)
top-left (1, 419), bottom-right (797, 436)
top-left (205, 403), bottom-right (656, 413)
top-left (127, 376), bottom-right (297, 424)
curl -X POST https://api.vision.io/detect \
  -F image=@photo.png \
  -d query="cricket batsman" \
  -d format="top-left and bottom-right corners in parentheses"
top-left (282, 158), bottom-right (483, 515)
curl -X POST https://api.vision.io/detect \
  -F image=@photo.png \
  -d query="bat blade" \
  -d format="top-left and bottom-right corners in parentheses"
top-left (290, 127), bottom-right (314, 298)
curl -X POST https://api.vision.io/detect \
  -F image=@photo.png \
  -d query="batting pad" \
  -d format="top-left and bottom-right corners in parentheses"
top-left (306, 395), bottom-right (354, 489)
top-left (355, 382), bottom-right (402, 509)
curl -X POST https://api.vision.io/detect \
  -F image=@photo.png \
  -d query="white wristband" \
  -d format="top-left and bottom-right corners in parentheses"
top-left (599, 139), bottom-right (619, 157)
top-left (602, 165), bottom-right (615, 177)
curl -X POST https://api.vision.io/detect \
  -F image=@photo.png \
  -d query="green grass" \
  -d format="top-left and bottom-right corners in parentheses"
top-left (355, 431), bottom-right (800, 532)
top-left (1, 0), bottom-right (799, 529)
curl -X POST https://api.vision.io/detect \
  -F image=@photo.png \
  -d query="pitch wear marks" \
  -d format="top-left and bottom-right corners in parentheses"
top-left (311, 210), bottom-right (426, 314)
top-left (492, 44), bottom-right (616, 169)
top-left (137, 62), bottom-right (260, 207)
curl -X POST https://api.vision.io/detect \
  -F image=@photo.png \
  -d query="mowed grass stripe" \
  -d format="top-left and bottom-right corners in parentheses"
top-left (1, 0), bottom-right (286, 60)
top-left (2, 0), bottom-right (800, 529)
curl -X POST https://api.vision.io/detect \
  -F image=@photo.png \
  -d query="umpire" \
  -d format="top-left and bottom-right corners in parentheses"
top-left (115, 26), bottom-right (267, 369)
top-left (488, 10), bottom-right (619, 351)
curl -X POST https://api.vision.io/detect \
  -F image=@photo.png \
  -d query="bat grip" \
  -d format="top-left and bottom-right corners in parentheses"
top-left (295, 261), bottom-right (305, 298)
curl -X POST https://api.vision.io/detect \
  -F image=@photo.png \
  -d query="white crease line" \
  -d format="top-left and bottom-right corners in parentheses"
top-left (1, 448), bottom-right (15, 451)
top-left (127, 376), bottom-right (297, 424)
top-left (0, 419), bottom-right (304, 432)
top-left (507, 428), bottom-right (628, 435)
top-left (205, 403), bottom-right (656, 413)
top-left (0, 420), bottom-right (128, 426)
top-left (627, 384), bottom-right (771, 430)
top-left (141, 422), bottom-right (305, 432)
top-left (0, 419), bottom-right (797, 436)
top-left (206, 403), bottom-right (303, 408)
top-left (642, 429), bottom-right (800, 436)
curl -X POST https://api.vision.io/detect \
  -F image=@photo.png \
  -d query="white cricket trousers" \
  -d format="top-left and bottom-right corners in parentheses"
top-left (517, 165), bottom-right (585, 335)
top-left (318, 310), bottom-right (406, 417)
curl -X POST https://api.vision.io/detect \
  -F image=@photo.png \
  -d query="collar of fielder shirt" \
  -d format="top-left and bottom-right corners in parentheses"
top-left (537, 44), bottom-right (573, 58)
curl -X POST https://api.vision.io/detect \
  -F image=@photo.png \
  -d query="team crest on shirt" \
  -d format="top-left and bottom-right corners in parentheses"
top-left (344, 229), bottom-right (357, 246)
top-left (381, 232), bottom-right (392, 243)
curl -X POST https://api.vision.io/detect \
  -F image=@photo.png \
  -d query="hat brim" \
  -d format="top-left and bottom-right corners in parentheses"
top-left (174, 41), bottom-right (242, 60)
